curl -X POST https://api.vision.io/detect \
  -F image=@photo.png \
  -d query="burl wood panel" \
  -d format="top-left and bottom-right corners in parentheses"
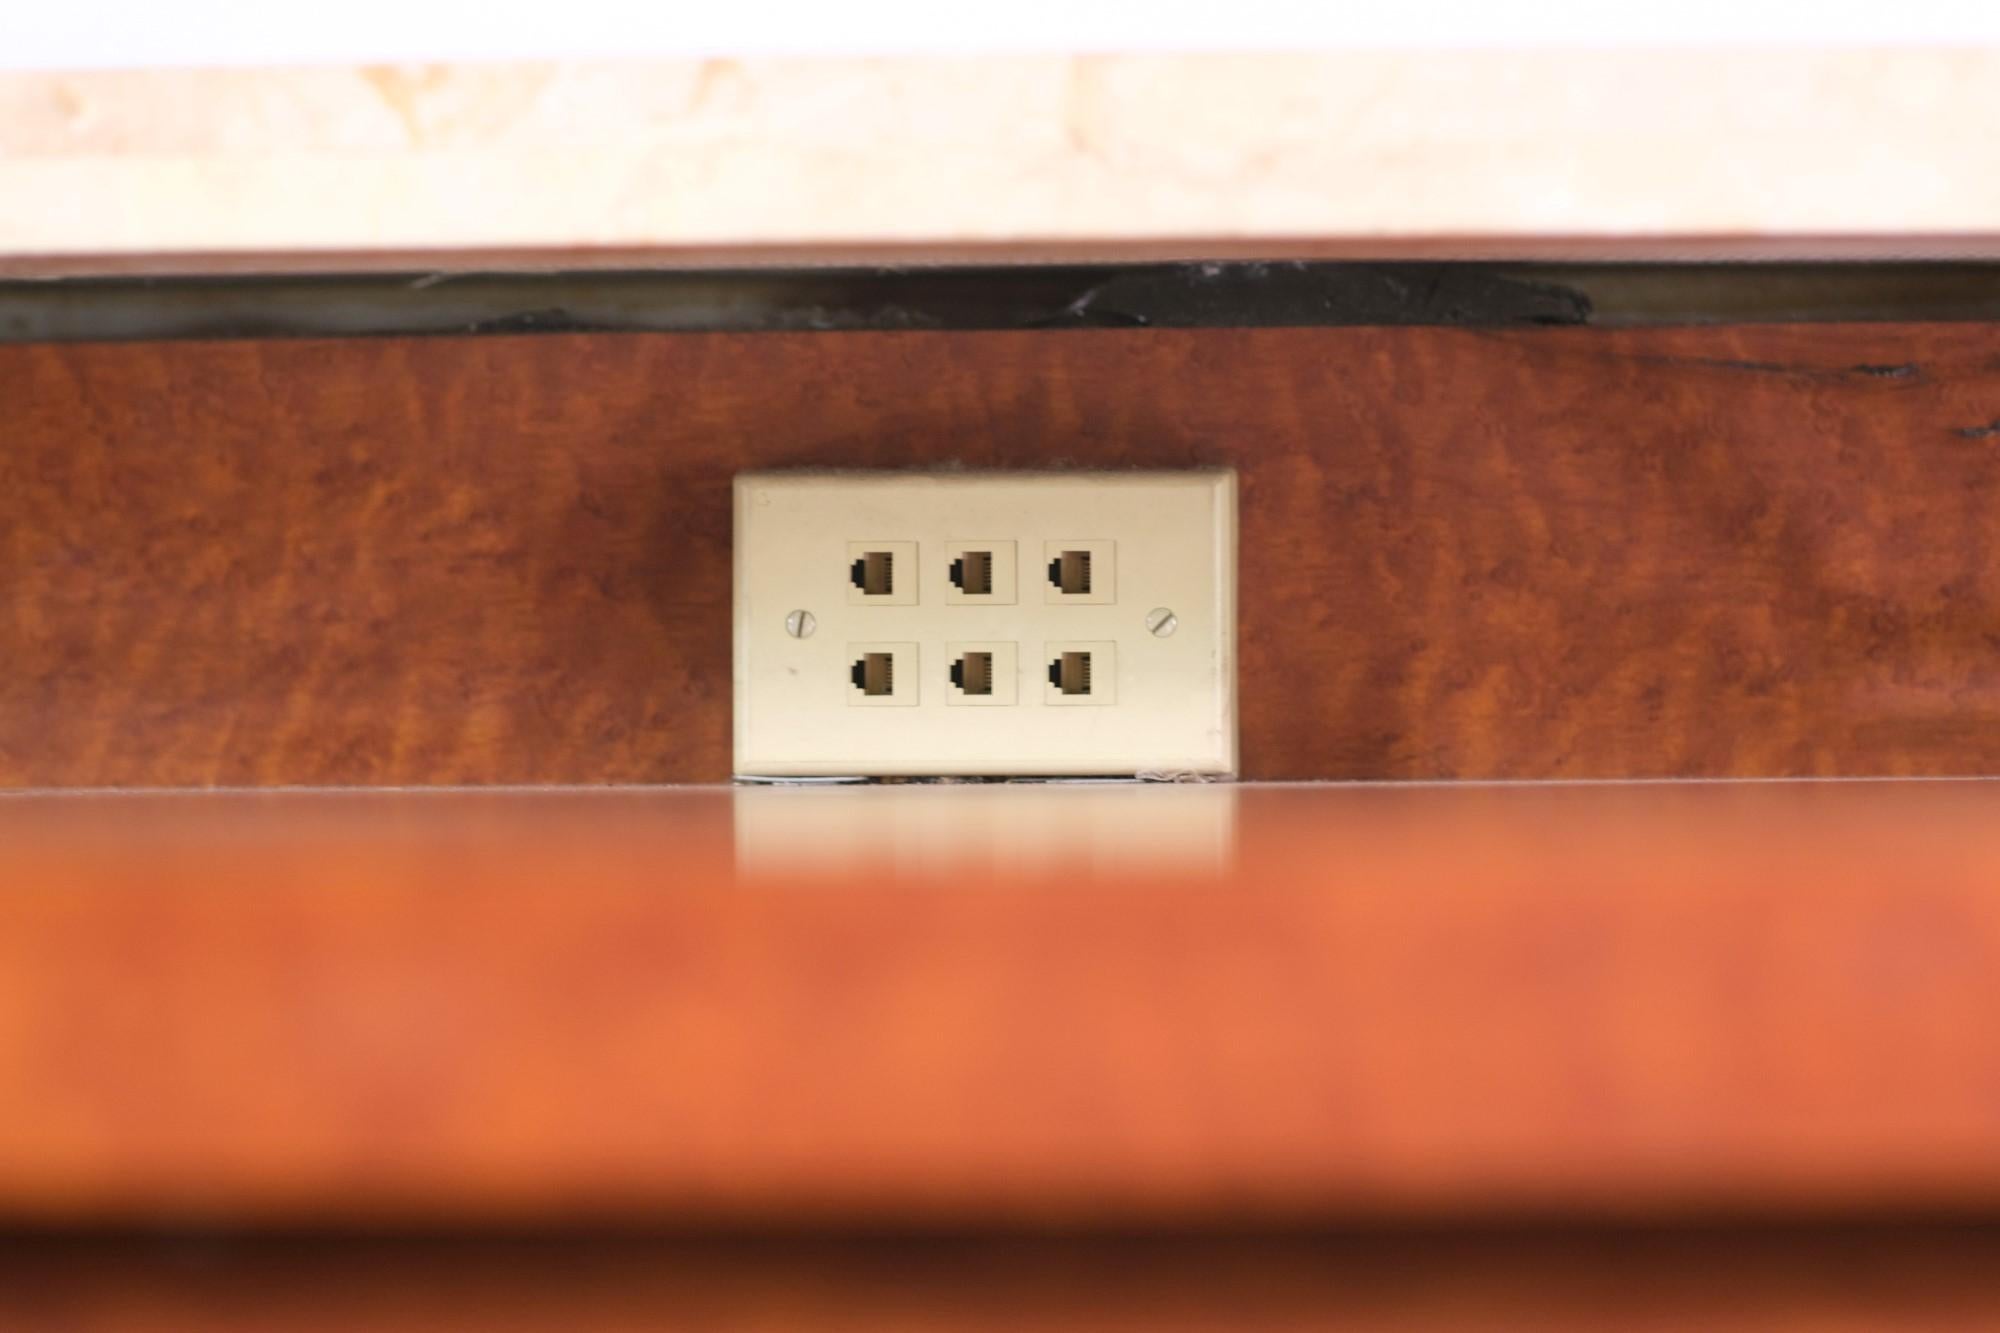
top-left (6, 781), bottom-right (2000, 1226)
top-left (10, 1229), bottom-right (2000, 1332)
top-left (6, 326), bottom-right (2000, 785)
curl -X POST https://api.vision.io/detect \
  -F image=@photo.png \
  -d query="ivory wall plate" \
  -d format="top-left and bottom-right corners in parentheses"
top-left (733, 471), bottom-right (1236, 778)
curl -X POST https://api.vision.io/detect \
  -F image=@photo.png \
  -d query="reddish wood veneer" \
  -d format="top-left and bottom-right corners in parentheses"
top-left (6, 326), bottom-right (2000, 785)
top-left (4, 782), bottom-right (2000, 1227)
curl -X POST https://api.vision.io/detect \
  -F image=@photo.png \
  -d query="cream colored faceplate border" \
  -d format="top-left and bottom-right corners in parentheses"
top-left (734, 471), bottom-right (1236, 778)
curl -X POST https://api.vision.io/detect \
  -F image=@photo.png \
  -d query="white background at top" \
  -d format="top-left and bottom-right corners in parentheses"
top-left (4, 0), bottom-right (2000, 71)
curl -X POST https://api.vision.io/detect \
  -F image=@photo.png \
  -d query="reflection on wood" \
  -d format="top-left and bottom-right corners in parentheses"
top-left (732, 784), bottom-right (1237, 877)
top-left (3, 782), bottom-right (2000, 1226)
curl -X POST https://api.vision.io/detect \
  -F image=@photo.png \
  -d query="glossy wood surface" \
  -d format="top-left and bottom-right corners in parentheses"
top-left (9, 1228), bottom-right (2000, 1331)
top-left (9, 326), bottom-right (2000, 786)
top-left (4, 781), bottom-right (2000, 1227)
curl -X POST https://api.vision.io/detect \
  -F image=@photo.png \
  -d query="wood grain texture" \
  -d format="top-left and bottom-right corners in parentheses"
top-left (5, 782), bottom-right (2000, 1226)
top-left (8, 325), bottom-right (2000, 785)
top-left (9, 1229), bottom-right (2000, 1331)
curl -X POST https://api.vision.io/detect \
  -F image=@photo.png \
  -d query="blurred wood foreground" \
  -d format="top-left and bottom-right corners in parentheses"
top-left (3, 781), bottom-right (2000, 1325)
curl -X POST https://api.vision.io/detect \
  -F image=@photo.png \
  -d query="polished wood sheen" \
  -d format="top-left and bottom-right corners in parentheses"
top-left (7, 326), bottom-right (2000, 785)
top-left (4, 782), bottom-right (2000, 1227)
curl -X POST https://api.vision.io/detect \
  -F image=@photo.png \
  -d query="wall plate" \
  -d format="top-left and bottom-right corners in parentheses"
top-left (734, 471), bottom-right (1235, 777)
